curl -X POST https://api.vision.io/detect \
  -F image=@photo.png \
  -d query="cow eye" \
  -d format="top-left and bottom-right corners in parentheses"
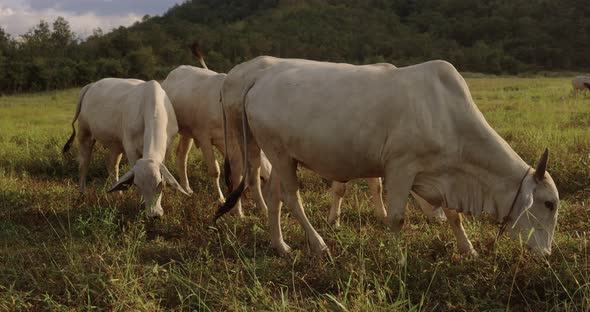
top-left (544, 201), bottom-right (554, 211)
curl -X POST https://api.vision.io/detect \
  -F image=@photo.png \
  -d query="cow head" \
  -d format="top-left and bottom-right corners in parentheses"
top-left (507, 148), bottom-right (560, 256)
top-left (108, 158), bottom-right (190, 217)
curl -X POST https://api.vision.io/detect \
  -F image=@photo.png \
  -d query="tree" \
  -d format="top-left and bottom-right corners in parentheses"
top-left (126, 47), bottom-right (157, 79)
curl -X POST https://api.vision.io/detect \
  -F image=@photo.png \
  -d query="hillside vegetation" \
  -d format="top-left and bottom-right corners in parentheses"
top-left (0, 77), bottom-right (588, 310)
top-left (1, 0), bottom-right (590, 93)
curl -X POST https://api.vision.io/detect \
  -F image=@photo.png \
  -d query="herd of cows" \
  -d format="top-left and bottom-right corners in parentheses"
top-left (61, 49), bottom-right (561, 258)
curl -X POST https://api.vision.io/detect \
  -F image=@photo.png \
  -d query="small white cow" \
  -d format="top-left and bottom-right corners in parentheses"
top-left (63, 78), bottom-right (189, 217)
top-left (161, 66), bottom-right (228, 198)
top-left (571, 76), bottom-right (590, 96)
top-left (161, 60), bottom-right (275, 217)
top-left (218, 57), bottom-right (560, 257)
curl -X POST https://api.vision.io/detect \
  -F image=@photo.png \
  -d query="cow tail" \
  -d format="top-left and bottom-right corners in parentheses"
top-left (62, 83), bottom-right (92, 155)
top-left (221, 90), bottom-right (232, 190)
top-left (584, 82), bottom-right (590, 90)
top-left (214, 82), bottom-right (255, 223)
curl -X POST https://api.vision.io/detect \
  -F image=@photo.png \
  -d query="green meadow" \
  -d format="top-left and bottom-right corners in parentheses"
top-left (0, 77), bottom-right (588, 310)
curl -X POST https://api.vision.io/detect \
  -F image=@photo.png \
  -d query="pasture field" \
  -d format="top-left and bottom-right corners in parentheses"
top-left (0, 77), bottom-right (589, 310)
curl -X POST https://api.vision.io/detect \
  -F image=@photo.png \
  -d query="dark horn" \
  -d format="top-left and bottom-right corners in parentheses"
top-left (534, 147), bottom-right (549, 181)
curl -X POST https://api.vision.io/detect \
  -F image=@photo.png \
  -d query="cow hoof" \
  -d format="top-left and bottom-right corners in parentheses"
top-left (274, 241), bottom-right (293, 256)
top-left (147, 209), bottom-right (164, 219)
top-left (230, 208), bottom-right (245, 219)
top-left (460, 248), bottom-right (479, 257)
top-left (149, 214), bottom-right (162, 220)
top-left (387, 218), bottom-right (404, 235)
top-left (373, 210), bottom-right (387, 220)
top-left (327, 216), bottom-right (340, 228)
top-left (311, 242), bottom-right (329, 255)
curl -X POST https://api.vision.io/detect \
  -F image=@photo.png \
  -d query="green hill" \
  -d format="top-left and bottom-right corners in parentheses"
top-left (1, 0), bottom-right (589, 93)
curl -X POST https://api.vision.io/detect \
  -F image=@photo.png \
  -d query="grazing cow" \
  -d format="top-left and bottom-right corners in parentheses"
top-left (63, 78), bottom-right (189, 217)
top-left (161, 66), bottom-right (228, 198)
top-left (160, 48), bottom-right (272, 217)
top-left (217, 57), bottom-right (560, 257)
top-left (163, 48), bottom-right (395, 220)
top-left (571, 76), bottom-right (590, 96)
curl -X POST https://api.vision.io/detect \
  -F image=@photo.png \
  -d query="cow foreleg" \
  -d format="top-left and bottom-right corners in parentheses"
top-left (384, 170), bottom-right (414, 233)
top-left (328, 181), bottom-right (346, 227)
top-left (176, 135), bottom-right (194, 194)
top-left (368, 178), bottom-right (387, 220)
top-left (443, 208), bottom-right (477, 256)
top-left (106, 148), bottom-right (123, 183)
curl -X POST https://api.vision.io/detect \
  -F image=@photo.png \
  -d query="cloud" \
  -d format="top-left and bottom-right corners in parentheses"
top-left (25, 0), bottom-right (183, 16)
top-left (0, 0), bottom-right (183, 38)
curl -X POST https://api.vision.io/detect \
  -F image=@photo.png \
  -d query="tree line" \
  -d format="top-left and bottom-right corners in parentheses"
top-left (1, 0), bottom-right (589, 93)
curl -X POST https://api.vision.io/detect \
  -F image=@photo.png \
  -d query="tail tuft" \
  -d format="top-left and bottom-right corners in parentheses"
top-left (62, 128), bottom-right (76, 155)
top-left (190, 42), bottom-right (208, 70)
top-left (214, 179), bottom-right (245, 223)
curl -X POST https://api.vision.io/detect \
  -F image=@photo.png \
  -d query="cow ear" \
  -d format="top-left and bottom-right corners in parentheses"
top-left (534, 148), bottom-right (549, 182)
top-left (108, 170), bottom-right (135, 192)
top-left (160, 164), bottom-right (191, 196)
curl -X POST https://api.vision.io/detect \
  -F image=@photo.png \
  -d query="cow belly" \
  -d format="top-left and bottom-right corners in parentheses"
top-left (247, 110), bottom-right (383, 181)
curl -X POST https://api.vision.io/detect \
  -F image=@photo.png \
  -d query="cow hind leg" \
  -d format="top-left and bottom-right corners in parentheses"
top-left (77, 129), bottom-right (95, 193)
top-left (328, 181), bottom-right (346, 227)
top-left (276, 158), bottom-right (327, 254)
top-left (244, 130), bottom-right (268, 216)
top-left (225, 136), bottom-right (244, 218)
top-left (267, 169), bottom-right (292, 255)
top-left (198, 137), bottom-right (224, 202)
top-left (176, 135), bottom-right (194, 194)
top-left (368, 178), bottom-right (387, 219)
top-left (443, 208), bottom-right (477, 256)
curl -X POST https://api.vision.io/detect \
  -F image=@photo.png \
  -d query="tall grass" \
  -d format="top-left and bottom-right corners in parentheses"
top-left (0, 77), bottom-right (588, 310)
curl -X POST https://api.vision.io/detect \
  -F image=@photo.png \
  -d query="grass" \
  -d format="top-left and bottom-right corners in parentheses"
top-left (0, 77), bottom-right (588, 310)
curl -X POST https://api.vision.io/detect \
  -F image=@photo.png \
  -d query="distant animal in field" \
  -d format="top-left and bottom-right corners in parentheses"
top-left (63, 78), bottom-right (189, 217)
top-left (217, 56), bottom-right (560, 257)
top-left (571, 76), bottom-right (590, 96)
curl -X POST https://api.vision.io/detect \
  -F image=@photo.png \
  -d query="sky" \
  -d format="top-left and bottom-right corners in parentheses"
top-left (0, 0), bottom-right (184, 38)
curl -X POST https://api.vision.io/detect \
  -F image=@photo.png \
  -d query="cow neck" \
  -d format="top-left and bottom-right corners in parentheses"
top-left (457, 120), bottom-right (531, 220)
top-left (141, 89), bottom-right (168, 163)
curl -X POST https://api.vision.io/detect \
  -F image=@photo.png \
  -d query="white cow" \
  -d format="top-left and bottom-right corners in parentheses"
top-left (161, 53), bottom-right (403, 221)
top-left (161, 66), bottom-right (229, 198)
top-left (571, 76), bottom-right (590, 96)
top-left (63, 78), bottom-right (189, 217)
top-left (217, 57), bottom-right (560, 257)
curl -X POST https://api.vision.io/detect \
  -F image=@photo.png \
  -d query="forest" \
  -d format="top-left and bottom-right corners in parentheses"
top-left (0, 0), bottom-right (589, 93)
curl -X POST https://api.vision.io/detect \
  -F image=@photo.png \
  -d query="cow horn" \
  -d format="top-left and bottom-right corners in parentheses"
top-left (534, 148), bottom-right (549, 181)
